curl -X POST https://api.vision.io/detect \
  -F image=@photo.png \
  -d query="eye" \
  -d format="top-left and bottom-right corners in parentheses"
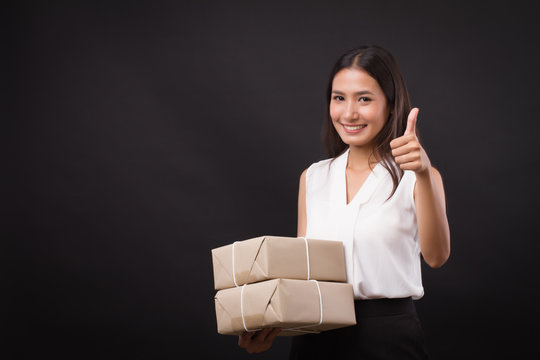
top-left (332, 95), bottom-right (345, 101)
top-left (359, 97), bottom-right (371, 102)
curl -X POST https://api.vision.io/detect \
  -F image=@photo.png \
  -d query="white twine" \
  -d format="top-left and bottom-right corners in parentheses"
top-left (299, 236), bottom-right (310, 280)
top-left (240, 284), bottom-right (262, 332)
top-left (232, 241), bottom-right (239, 287)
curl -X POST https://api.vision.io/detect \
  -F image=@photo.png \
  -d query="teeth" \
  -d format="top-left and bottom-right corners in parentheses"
top-left (344, 124), bottom-right (367, 130)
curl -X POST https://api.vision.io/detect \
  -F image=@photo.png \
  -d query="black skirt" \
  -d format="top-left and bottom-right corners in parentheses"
top-left (289, 297), bottom-right (429, 360)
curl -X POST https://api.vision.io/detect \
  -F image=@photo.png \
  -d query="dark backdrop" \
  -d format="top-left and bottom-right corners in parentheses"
top-left (6, 1), bottom-right (539, 359)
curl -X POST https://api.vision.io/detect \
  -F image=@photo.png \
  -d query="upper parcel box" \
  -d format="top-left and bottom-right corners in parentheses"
top-left (211, 235), bottom-right (347, 290)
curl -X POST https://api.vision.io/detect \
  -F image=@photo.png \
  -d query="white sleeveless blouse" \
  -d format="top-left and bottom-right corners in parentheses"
top-left (305, 148), bottom-right (424, 300)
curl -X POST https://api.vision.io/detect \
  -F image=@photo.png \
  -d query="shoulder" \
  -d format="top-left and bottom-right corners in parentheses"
top-left (299, 167), bottom-right (308, 184)
top-left (299, 157), bottom-right (333, 179)
top-left (299, 157), bottom-right (334, 194)
top-left (310, 157), bottom-right (334, 170)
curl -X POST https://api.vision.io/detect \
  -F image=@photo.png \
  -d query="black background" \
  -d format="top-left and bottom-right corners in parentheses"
top-left (7, 1), bottom-right (540, 359)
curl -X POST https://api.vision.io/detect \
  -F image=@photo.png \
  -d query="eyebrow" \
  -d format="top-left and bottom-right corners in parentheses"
top-left (331, 90), bottom-right (375, 95)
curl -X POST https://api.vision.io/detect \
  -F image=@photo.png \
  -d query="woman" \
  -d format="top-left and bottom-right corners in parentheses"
top-left (239, 45), bottom-right (450, 359)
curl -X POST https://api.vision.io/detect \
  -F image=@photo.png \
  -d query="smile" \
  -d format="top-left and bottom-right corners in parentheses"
top-left (342, 124), bottom-right (367, 133)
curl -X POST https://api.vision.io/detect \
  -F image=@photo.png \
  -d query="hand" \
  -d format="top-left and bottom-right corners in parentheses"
top-left (238, 327), bottom-right (281, 354)
top-left (390, 108), bottom-right (431, 175)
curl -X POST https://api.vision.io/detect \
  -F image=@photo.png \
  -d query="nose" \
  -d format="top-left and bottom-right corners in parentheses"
top-left (343, 101), bottom-right (359, 121)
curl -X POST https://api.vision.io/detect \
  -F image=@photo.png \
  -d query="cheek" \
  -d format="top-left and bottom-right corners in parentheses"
top-left (368, 106), bottom-right (388, 125)
top-left (363, 106), bottom-right (379, 118)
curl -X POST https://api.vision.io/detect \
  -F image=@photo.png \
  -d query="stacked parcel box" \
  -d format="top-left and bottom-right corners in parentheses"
top-left (211, 235), bottom-right (357, 336)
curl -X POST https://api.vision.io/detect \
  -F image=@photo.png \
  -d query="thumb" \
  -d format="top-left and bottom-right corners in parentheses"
top-left (404, 108), bottom-right (419, 135)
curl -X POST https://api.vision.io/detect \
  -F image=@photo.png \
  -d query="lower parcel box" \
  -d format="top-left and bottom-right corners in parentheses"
top-left (211, 236), bottom-right (356, 336)
top-left (214, 278), bottom-right (356, 336)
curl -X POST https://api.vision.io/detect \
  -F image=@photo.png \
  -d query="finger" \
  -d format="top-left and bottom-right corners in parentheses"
top-left (390, 133), bottom-right (415, 149)
top-left (394, 154), bottom-right (407, 165)
top-left (395, 151), bottom-right (420, 165)
top-left (238, 336), bottom-right (247, 348)
top-left (257, 328), bottom-right (281, 353)
top-left (391, 146), bottom-right (408, 158)
top-left (404, 107), bottom-right (419, 135)
top-left (254, 327), bottom-right (272, 341)
top-left (265, 328), bottom-right (281, 343)
top-left (238, 331), bottom-right (256, 347)
top-left (391, 142), bottom-right (418, 157)
top-left (398, 160), bottom-right (421, 171)
top-left (247, 328), bottom-right (273, 353)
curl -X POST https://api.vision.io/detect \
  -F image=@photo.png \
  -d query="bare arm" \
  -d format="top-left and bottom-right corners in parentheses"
top-left (414, 167), bottom-right (450, 268)
top-left (391, 108), bottom-right (450, 268)
top-left (297, 168), bottom-right (308, 237)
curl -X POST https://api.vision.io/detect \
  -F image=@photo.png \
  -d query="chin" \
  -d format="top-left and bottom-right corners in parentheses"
top-left (339, 136), bottom-right (371, 148)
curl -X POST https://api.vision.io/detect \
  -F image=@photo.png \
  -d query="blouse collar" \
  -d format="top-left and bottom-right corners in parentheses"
top-left (334, 148), bottom-right (389, 206)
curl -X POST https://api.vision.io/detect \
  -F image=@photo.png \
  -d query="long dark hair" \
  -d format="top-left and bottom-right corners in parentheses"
top-left (323, 45), bottom-right (412, 197)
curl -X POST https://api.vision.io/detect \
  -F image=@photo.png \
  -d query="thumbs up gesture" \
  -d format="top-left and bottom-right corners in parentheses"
top-left (390, 108), bottom-right (431, 174)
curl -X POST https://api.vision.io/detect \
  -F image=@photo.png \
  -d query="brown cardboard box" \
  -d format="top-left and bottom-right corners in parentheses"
top-left (211, 236), bottom-right (347, 290)
top-left (214, 278), bottom-right (356, 336)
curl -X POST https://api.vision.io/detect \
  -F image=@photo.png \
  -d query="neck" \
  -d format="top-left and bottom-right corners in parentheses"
top-left (347, 145), bottom-right (380, 171)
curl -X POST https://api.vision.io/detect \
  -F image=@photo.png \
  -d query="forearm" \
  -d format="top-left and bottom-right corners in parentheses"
top-left (415, 167), bottom-right (450, 268)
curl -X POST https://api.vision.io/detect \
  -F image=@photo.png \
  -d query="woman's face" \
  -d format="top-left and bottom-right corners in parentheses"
top-left (330, 68), bottom-right (390, 149)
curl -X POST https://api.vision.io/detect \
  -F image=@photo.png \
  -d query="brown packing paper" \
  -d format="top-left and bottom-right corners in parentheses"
top-left (214, 278), bottom-right (356, 336)
top-left (211, 236), bottom-right (347, 290)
